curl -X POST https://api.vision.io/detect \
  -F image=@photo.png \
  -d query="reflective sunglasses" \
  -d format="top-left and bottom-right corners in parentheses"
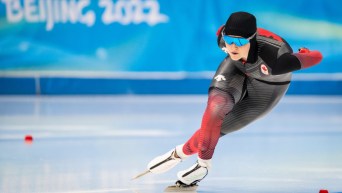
top-left (222, 29), bottom-right (257, 47)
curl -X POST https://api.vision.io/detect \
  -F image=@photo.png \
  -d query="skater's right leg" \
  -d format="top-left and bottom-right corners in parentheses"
top-left (183, 88), bottom-right (234, 159)
top-left (176, 88), bottom-right (234, 185)
top-left (148, 88), bottom-right (234, 175)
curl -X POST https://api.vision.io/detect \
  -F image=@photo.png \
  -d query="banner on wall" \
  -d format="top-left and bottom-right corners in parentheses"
top-left (1, 0), bottom-right (169, 30)
top-left (0, 0), bottom-right (342, 73)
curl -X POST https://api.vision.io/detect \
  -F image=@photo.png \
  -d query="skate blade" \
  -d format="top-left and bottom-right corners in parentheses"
top-left (164, 184), bottom-right (198, 192)
top-left (131, 170), bottom-right (150, 180)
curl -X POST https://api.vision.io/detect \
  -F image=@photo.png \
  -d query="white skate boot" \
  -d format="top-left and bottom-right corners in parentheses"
top-left (164, 158), bottom-right (211, 192)
top-left (177, 158), bottom-right (211, 185)
top-left (147, 144), bottom-right (188, 174)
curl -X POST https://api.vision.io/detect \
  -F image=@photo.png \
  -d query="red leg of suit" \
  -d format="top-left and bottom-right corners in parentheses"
top-left (182, 88), bottom-right (234, 159)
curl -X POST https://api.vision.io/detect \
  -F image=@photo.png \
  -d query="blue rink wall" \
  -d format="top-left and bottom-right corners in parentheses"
top-left (1, 74), bottom-right (342, 95)
top-left (0, 0), bottom-right (342, 95)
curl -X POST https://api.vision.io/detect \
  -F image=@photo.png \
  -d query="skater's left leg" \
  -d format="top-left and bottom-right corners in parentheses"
top-left (220, 80), bottom-right (290, 135)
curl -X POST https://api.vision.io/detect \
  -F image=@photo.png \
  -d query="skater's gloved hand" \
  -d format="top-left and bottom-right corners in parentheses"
top-left (293, 47), bottom-right (323, 68)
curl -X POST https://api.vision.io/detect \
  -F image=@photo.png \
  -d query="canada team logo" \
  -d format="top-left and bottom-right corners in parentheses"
top-left (260, 64), bottom-right (269, 75)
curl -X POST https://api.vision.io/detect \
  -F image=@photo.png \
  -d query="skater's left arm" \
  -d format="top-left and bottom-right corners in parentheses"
top-left (272, 48), bottom-right (323, 75)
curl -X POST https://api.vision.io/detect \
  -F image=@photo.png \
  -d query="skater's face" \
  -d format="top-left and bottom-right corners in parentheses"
top-left (225, 36), bottom-right (251, 61)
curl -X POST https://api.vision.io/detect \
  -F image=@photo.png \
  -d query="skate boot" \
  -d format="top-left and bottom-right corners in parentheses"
top-left (147, 145), bottom-right (188, 174)
top-left (176, 158), bottom-right (211, 185)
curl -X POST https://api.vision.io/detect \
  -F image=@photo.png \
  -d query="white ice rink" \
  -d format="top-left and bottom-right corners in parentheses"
top-left (0, 95), bottom-right (342, 193)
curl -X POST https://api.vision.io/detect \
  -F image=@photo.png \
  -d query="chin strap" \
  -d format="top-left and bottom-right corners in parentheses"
top-left (293, 48), bottom-right (323, 69)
